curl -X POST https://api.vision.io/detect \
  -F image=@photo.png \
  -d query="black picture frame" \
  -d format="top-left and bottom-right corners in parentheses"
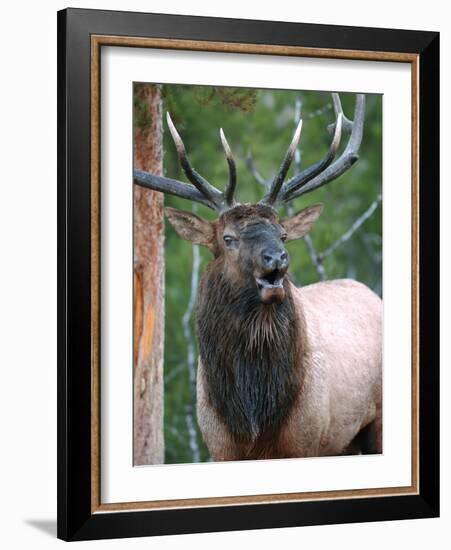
top-left (57, 7), bottom-right (439, 541)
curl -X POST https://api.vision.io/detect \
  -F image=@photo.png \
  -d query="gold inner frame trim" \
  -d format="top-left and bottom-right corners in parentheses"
top-left (90, 34), bottom-right (420, 514)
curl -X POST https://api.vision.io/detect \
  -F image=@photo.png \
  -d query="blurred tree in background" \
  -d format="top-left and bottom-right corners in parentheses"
top-left (134, 84), bottom-right (382, 465)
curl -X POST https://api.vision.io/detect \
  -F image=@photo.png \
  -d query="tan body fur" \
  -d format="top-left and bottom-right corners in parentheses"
top-left (197, 278), bottom-right (382, 461)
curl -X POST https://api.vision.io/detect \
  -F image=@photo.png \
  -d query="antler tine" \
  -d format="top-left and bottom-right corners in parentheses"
top-left (261, 118), bottom-right (303, 206)
top-left (134, 114), bottom-right (239, 214)
top-left (281, 94), bottom-right (365, 203)
top-left (133, 170), bottom-right (218, 211)
top-left (279, 113), bottom-right (343, 202)
top-left (330, 93), bottom-right (354, 133)
top-left (220, 128), bottom-right (237, 207)
top-left (166, 112), bottom-right (222, 205)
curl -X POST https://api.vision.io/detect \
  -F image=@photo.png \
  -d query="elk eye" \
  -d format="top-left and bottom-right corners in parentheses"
top-left (223, 235), bottom-right (236, 246)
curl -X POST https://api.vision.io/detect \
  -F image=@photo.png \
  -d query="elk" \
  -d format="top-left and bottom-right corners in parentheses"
top-left (134, 93), bottom-right (382, 461)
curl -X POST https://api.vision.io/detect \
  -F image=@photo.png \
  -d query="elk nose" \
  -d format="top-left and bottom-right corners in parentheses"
top-left (261, 249), bottom-right (289, 271)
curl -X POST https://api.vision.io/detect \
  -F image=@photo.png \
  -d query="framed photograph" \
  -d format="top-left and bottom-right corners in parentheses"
top-left (57, 8), bottom-right (439, 541)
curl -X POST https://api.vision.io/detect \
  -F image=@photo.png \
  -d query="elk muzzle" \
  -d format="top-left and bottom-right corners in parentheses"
top-left (255, 247), bottom-right (289, 304)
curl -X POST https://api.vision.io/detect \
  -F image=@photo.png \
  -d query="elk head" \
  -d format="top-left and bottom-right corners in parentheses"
top-left (134, 94), bottom-right (365, 305)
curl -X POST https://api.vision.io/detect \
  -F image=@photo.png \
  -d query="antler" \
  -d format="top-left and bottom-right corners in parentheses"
top-left (260, 93), bottom-right (365, 206)
top-left (262, 119), bottom-right (303, 205)
top-left (220, 128), bottom-right (237, 207)
top-left (134, 94), bottom-right (365, 214)
top-left (133, 112), bottom-right (237, 213)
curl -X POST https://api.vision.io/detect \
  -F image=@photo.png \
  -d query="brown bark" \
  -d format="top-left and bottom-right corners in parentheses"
top-left (133, 84), bottom-right (165, 465)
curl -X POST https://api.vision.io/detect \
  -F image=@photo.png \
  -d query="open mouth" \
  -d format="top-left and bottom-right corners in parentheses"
top-left (255, 268), bottom-right (285, 290)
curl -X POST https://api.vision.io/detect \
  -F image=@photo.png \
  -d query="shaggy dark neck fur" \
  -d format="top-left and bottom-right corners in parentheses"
top-left (196, 260), bottom-right (303, 443)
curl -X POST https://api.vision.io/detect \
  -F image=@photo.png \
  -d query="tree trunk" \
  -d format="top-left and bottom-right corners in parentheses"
top-left (133, 84), bottom-right (165, 465)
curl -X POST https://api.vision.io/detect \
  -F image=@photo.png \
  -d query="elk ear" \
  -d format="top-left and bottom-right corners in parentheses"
top-left (165, 207), bottom-right (215, 249)
top-left (280, 204), bottom-right (323, 241)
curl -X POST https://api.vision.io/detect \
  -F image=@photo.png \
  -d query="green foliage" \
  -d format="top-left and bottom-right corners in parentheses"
top-left (143, 84), bottom-right (382, 464)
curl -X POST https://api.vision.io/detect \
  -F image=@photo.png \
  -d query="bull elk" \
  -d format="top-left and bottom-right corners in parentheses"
top-left (134, 93), bottom-right (382, 460)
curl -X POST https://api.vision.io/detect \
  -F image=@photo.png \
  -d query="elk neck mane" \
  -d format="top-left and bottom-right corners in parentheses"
top-left (196, 259), bottom-right (307, 444)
